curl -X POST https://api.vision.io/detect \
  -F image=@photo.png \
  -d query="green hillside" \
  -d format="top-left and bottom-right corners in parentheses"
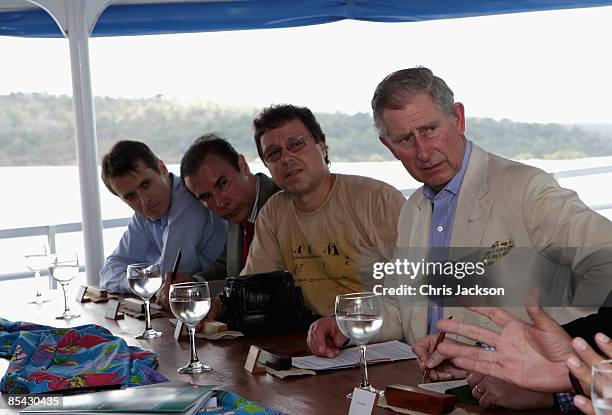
top-left (1, 93), bottom-right (611, 166)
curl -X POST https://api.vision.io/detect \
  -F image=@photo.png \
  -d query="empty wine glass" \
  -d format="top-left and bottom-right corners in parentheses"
top-left (169, 281), bottom-right (212, 374)
top-left (49, 253), bottom-right (81, 319)
top-left (127, 262), bottom-right (163, 339)
top-left (592, 359), bottom-right (612, 415)
top-left (335, 292), bottom-right (384, 399)
top-left (23, 245), bottom-right (53, 304)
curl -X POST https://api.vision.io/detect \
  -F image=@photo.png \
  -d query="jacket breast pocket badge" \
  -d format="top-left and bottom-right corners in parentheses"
top-left (481, 239), bottom-right (514, 267)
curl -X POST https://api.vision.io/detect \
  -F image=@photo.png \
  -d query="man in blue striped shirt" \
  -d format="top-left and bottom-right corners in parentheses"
top-left (99, 140), bottom-right (227, 294)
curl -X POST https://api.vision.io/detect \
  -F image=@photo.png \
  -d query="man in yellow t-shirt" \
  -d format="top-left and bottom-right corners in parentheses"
top-left (242, 104), bottom-right (405, 316)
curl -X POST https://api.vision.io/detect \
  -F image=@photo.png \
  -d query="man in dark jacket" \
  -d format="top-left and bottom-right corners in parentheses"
top-left (156, 134), bottom-right (280, 310)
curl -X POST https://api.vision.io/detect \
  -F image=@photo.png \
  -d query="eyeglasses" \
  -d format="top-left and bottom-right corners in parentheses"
top-left (262, 135), bottom-right (313, 163)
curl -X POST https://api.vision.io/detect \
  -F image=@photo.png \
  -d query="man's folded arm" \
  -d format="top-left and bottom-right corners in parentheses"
top-left (194, 248), bottom-right (228, 281)
top-left (195, 209), bottom-right (228, 268)
top-left (100, 216), bottom-right (155, 293)
top-left (524, 172), bottom-right (612, 310)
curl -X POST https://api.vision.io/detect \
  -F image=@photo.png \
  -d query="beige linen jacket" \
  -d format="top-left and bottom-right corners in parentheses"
top-left (377, 144), bottom-right (612, 345)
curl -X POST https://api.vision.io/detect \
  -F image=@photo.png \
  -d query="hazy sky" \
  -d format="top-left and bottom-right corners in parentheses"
top-left (2, 5), bottom-right (612, 123)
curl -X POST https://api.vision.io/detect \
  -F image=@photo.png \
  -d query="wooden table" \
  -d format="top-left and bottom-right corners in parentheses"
top-left (0, 280), bottom-right (555, 414)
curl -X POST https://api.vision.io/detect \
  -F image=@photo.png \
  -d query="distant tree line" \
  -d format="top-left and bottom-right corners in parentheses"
top-left (1, 93), bottom-right (611, 166)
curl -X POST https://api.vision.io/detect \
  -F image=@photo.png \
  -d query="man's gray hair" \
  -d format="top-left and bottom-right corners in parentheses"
top-left (371, 67), bottom-right (455, 138)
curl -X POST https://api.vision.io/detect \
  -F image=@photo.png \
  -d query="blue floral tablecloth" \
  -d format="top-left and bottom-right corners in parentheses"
top-left (0, 318), bottom-right (285, 414)
top-left (200, 390), bottom-right (285, 415)
top-left (0, 318), bottom-right (167, 394)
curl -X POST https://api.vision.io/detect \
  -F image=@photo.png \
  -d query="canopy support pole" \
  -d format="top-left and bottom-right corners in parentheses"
top-left (28, 0), bottom-right (111, 286)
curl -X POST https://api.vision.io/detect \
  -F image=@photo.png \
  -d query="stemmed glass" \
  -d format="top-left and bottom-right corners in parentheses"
top-left (23, 245), bottom-right (53, 304)
top-left (592, 359), bottom-right (612, 415)
top-left (127, 262), bottom-right (163, 339)
top-left (169, 281), bottom-right (212, 374)
top-left (49, 253), bottom-right (81, 319)
top-left (335, 292), bottom-right (384, 399)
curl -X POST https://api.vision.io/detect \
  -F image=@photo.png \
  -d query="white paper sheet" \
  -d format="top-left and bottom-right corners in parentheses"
top-left (418, 379), bottom-right (468, 394)
top-left (292, 340), bottom-right (416, 371)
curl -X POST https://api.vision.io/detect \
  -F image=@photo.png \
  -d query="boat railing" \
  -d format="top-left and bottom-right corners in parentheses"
top-left (0, 218), bottom-right (129, 283)
top-left (551, 166), bottom-right (612, 211)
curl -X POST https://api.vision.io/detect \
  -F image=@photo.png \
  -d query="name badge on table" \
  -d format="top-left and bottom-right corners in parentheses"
top-left (244, 345), bottom-right (267, 374)
top-left (75, 285), bottom-right (89, 303)
top-left (174, 320), bottom-right (188, 340)
top-left (104, 299), bottom-right (124, 320)
top-left (348, 388), bottom-right (378, 415)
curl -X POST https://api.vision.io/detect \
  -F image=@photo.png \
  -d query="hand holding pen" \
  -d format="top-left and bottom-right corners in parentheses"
top-left (422, 316), bottom-right (452, 383)
top-left (413, 316), bottom-right (468, 383)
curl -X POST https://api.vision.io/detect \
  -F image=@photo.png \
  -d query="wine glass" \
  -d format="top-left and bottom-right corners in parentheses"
top-left (49, 253), bottom-right (81, 319)
top-left (335, 292), bottom-right (384, 399)
top-left (169, 281), bottom-right (212, 374)
top-left (592, 359), bottom-right (612, 415)
top-left (23, 245), bottom-right (53, 304)
top-left (127, 262), bottom-right (163, 339)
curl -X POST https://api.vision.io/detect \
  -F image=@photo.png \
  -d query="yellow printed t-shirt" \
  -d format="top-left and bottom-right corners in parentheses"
top-left (242, 174), bottom-right (405, 316)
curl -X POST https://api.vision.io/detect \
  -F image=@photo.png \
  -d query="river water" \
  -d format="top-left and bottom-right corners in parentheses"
top-left (2, 157), bottom-right (612, 276)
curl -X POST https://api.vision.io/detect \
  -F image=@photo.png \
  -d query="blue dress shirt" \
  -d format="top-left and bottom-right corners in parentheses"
top-left (423, 141), bottom-right (472, 334)
top-left (99, 173), bottom-right (227, 293)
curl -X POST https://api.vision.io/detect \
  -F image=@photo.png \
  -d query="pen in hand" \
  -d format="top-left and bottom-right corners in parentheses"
top-left (169, 250), bottom-right (182, 283)
top-left (422, 315), bottom-right (453, 384)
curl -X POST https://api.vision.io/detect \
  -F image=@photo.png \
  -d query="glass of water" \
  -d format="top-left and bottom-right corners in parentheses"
top-left (49, 253), bottom-right (81, 319)
top-left (127, 262), bottom-right (163, 339)
top-left (335, 292), bottom-right (384, 398)
top-left (170, 281), bottom-right (212, 374)
top-left (593, 359), bottom-right (612, 415)
top-left (23, 245), bottom-right (53, 304)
